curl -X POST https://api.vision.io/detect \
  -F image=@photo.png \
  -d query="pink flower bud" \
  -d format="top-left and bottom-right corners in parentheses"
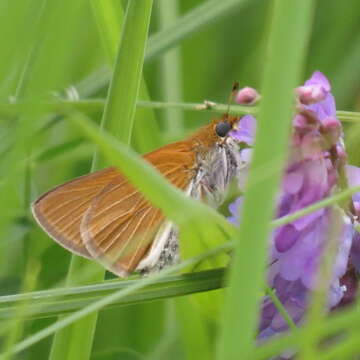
top-left (293, 112), bottom-right (318, 135)
top-left (322, 116), bottom-right (341, 130)
top-left (296, 84), bottom-right (327, 105)
top-left (235, 87), bottom-right (259, 105)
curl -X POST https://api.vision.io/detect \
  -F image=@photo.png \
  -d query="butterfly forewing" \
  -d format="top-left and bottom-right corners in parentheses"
top-left (32, 167), bottom-right (120, 258)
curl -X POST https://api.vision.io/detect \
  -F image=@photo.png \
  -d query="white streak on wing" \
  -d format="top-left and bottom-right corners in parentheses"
top-left (127, 208), bottom-right (158, 269)
top-left (136, 221), bottom-right (173, 270)
top-left (136, 181), bottom-right (195, 271)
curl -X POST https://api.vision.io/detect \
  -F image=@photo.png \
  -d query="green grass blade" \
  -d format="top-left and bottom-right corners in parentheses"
top-left (265, 287), bottom-right (297, 331)
top-left (216, 1), bottom-right (315, 359)
top-left (1, 261), bottom-right (40, 360)
top-left (90, 0), bottom-right (122, 62)
top-left (49, 2), bottom-right (154, 360)
top-left (98, 0), bottom-right (154, 146)
top-left (92, 0), bottom-right (160, 351)
top-left (0, 269), bottom-right (225, 320)
top-left (0, 243), bottom-right (231, 358)
top-left (157, 0), bottom-right (184, 137)
top-left (90, 0), bottom-right (160, 153)
top-left (176, 297), bottom-right (212, 360)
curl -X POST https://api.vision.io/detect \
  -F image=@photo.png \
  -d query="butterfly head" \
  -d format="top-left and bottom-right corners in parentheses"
top-left (213, 115), bottom-right (240, 143)
top-left (215, 120), bottom-right (232, 137)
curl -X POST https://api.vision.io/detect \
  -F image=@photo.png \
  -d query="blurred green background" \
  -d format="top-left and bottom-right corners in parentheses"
top-left (0, 0), bottom-right (360, 359)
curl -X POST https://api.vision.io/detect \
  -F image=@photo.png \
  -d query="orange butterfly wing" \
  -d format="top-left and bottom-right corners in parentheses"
top-left (32, 167), bottom-right (120, 258)
top-left (81, 141), bottom-right (196, 276)
top-left (32, 141), bottom-right (196, 276)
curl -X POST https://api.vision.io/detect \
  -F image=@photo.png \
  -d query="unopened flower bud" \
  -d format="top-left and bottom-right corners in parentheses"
top-left (322, 116), bottom-right (340, 128)
top-left (235, 87), bottom-right (259, 105)
top-left (293, 114), bottom-right (313, 130)
top-left (293, 112), bottom-right (318, 134)
top-left (296, 85), bottom-right (327, 105)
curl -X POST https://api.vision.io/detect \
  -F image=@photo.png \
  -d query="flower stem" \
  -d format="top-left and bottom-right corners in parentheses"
top-left (1, 100), bottom-right (358, 123)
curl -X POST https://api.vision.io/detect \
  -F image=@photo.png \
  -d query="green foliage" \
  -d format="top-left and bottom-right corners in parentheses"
top-left (0, 0), bottom-right (360, 360)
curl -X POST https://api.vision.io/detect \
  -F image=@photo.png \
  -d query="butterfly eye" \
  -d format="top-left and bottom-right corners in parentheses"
top-left (215, 121), bottom-right (232, 137)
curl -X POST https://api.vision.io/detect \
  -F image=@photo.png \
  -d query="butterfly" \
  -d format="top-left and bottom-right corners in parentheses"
top-left (32, 115), bottom-right (242, 277)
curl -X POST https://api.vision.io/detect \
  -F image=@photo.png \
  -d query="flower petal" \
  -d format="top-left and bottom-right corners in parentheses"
top-left (229, 114), bottom-right (257, 145)
top-left (305, 71), bottom-right (331, 92)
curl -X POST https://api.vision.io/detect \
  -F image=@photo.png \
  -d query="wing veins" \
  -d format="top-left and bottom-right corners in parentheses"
top-left (50, 198), bottom-right (93, 227)
top-left (42, 193), bottom-right (95, 218)
top-left (102, 206), bottom-right (150, 254)
top-left (93, 189), bottom-right (139, 218)
top-left (89, 194), bottom-right (146, 243)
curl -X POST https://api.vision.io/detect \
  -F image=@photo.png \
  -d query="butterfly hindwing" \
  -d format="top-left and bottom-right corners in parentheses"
top-left (80, 142), bottom-right (196, 276)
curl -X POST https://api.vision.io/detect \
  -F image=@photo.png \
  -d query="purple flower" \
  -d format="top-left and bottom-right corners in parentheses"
top-left (228, 71), bottom-right (360, 339)
top-left (229, 114), bottom-right (257, 145)
top-left (296, 71), bottom-right (330, 105)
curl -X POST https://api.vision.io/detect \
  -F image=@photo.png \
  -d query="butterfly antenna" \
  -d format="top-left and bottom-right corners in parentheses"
top-left (225, 81), bottom-right (239, 119)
